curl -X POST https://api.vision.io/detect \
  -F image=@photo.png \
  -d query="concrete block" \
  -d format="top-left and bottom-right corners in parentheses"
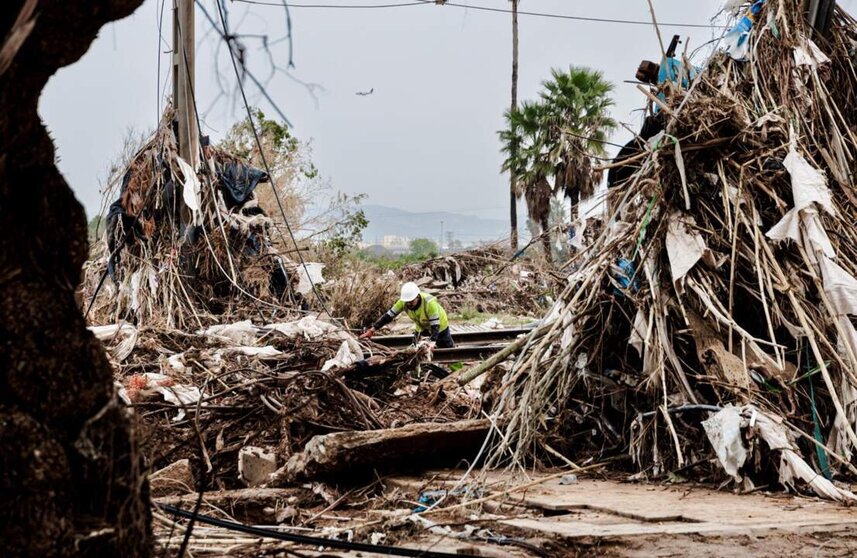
top-left (239, 446), bottom-right (278, 487)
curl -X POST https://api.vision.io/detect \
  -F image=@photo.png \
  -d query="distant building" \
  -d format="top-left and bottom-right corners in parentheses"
top-left (381, 235), bottom-right (410, 250)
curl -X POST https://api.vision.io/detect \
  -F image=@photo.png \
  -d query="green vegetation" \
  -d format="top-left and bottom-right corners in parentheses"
top-left (87, 215), bottom-right (104, 245)
top-left (408, 238), bottom-right (439, 259)
top-left (352, 237), bottom-right (440, 270)
top-left (323, 208), bottom-right (369, 258)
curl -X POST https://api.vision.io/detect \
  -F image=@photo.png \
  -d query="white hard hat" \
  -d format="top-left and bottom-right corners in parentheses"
top-left (400, 282), bottom-right (420, 302)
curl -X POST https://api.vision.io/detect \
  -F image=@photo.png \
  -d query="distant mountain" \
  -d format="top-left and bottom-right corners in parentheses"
top-left (360, 204), bottom-right (522, 246)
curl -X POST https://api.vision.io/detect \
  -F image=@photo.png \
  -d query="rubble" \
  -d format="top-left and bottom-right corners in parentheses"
top-left (96, 314), bottom-right (480, 489)
top-left (75, 2), bottom-right (857, 556)
top-left (401, 246), bottom-right (555, 316)
top-left (81, 107), bottom-right (313, 329)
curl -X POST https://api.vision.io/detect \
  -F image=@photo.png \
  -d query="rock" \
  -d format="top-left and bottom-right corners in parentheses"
top-left (239, 446), bottom-right (278, 487)
top-left (149, 459), bottom-right (194, 497)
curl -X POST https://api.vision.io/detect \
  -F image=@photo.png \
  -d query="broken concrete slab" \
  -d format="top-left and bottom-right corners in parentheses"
top-left (494, 476), bottom-right (857, 541)
top-left (270, 419), bottom-right (490, 484)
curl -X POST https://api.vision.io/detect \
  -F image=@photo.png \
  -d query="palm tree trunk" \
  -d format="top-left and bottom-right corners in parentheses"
top-left (0, 2), bottom-right (150, 556)
top-left (540, 215), bottom-right (552, 262)
top-left (509, 0), bottom-right (519, 252)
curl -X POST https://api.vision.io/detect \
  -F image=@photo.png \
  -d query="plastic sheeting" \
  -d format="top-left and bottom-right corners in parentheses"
top-left (89, 322), bottom-right (138, 361)
top-left (216, 161), bottom-right (268, 208)
top-left (723, 1), bottom-right (766, 61)
top-left (202, 320), bottom-right (258, 346)
top-left (767, 139), bottom-right (857, 369)
top-left (794, 37), bottom-right (831, 68)
top-left (703, 405), bottom-right (857, 502)
top-left (265, 315), bottom-right (364, 369)
top-left (665, 212), bottom-right (708, 289)
top-left (118, 372), bottom-right (202, 421)
top-left (702, 406), bottom-right (748, 483)
top-left (176, 156), bottom-right (201, 226)
top-left (295, 262), bottom-right (325, 295)
top-left (321, 340), bottom-right (363, 371)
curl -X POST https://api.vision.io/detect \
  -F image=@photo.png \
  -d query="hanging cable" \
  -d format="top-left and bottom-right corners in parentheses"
top-left (212, 0), bottom-right (332, 316)
top-left (173, 5), bottom-right (287, 319)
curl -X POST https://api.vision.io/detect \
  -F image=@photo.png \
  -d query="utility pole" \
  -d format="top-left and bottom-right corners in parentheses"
top-left (439, 220), bottom-right (444, 252)
top-left (173, 0), bottom-right (198, 168)
top-left (509, 0), bottom-right (519, 252)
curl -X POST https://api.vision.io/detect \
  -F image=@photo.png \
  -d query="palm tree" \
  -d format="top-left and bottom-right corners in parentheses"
top-left (501, 101), bottom-right (554, 258)
top-left (500, 66), bottom-right (615, 260)
top-left (540, 67), bottom-right (615, 220)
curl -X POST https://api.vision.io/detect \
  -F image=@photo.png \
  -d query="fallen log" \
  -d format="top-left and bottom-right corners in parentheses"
top-left (457, 325), bottom-right (548, 385)
top-left (269, 419), bottom-right (490, 484)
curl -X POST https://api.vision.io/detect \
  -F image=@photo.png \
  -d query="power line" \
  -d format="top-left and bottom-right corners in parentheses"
top-left (429, 1), bottom-right (725, 28)
top-left (235, 0), bottom-right (427, 7)
top-left (233, 0), bottom-right (725, 29)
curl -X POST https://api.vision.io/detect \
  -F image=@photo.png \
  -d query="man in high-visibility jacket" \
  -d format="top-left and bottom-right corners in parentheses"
top-left (359, 282), bottom-right (455, 348)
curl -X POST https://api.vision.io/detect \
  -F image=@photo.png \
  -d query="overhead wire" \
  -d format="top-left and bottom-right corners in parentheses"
top-left (235, 0), bottom-right (427, 8)
top-left (234, 0), bottom-right (726, 29)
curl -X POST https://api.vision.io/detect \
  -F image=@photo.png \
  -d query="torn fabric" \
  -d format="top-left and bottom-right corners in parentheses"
top-left (702, 406), bottom-right (748, 483)
top-left (176, 156), bottom-right (201, 226)
top-left (794, 37), bottom-right (831, 68)
top-left (665, 212), bottom-right (708, 289)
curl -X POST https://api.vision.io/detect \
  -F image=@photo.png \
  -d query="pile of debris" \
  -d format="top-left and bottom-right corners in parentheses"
top-left (400, 246), bottom-right (555, 316)
top-left (93, 316), bottom-right (481, 490)
top-left (483, 1), bottom-right (857, 501)
top-left (80, 107), bottom-right (490, 496)
top-left (82, 107), bottom-right (316, 329)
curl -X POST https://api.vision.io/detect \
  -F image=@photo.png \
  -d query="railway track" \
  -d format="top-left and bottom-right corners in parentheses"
top-left (372, 327), bottom-right (532, 349)
top-left (372, 327), bottom-right (533, 364)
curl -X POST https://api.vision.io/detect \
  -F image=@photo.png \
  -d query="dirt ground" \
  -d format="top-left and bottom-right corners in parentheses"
top-left (563, 527), bottom-right (857, 557)
top-left (154, 468), bottom-right (857, 557)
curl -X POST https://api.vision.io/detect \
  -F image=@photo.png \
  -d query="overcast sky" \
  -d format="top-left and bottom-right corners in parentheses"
top-left (40, 0), bottom-right (857, 221)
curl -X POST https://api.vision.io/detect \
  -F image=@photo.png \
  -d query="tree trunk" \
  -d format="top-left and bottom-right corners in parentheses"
top-left (540, 215), bottom-right (552, 262)
top-left (0, 2), bottom-right (150, 557)
top-left (509, 0), bottom-right (519, 252)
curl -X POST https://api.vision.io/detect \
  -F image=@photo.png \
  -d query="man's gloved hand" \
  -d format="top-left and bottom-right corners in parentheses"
top-left (359, 327), bottom-right (376, 340)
